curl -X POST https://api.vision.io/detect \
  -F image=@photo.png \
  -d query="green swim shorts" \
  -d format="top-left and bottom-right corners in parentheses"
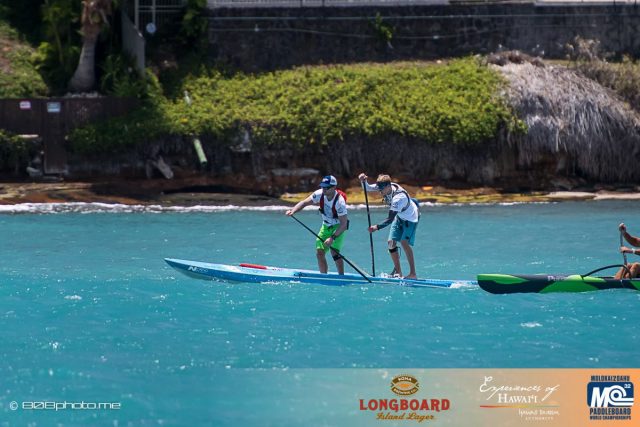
top-left (316, 224), bottom-right (347, 253)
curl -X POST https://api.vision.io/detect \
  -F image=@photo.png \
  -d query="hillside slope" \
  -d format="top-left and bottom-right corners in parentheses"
top-left (0, 20), bottom-right (47, 98)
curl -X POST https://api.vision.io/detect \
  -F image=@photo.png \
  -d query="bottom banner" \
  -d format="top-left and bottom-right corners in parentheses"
top-left (209, 368), bottom-right (638, 426)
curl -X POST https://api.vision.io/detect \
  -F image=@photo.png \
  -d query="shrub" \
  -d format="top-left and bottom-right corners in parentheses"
top-left (33, 0), bottom-right (80, 93)
top-left (69, 58), bottom-right (522, 154)
top-left (567, 36), bottom-right (640, 111)
top-left (0, 21), bottom-right (48, 97)
top-left (0, 130), bottom-right (29, 172)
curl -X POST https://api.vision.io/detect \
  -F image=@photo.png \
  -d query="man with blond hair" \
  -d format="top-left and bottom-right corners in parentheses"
top-left (358, 173), bottom-right (420, 279)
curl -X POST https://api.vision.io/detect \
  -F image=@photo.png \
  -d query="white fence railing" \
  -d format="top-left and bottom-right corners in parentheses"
top-left (208, 0), bottom-right (451, 8)
top-left (124, 0), bottom-right (186, 33)
top-left (207, 0), bottom-right (637, 7)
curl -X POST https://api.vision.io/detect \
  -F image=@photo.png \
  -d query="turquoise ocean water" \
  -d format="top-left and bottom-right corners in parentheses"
top-left (1, 200), bottom-right (639, 426)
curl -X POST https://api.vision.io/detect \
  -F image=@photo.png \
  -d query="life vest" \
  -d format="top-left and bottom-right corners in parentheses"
top-left (385, 184), bottom-right (419, 212)
top-left (403, 195), bottom-right (420, 212)
top-left (319, 189), bottom-right (347, 219)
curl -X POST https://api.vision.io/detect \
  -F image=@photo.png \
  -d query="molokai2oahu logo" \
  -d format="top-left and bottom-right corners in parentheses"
top-left (587, 375), bottom-right (634, 421)
top-left (359, 373), bottom-right (451, 422)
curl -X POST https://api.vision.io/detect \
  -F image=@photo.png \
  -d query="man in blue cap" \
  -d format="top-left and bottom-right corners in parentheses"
top-left (286, 175), bottom-right (349, 274)
top-left (358, 173), bottom-right (420, 279)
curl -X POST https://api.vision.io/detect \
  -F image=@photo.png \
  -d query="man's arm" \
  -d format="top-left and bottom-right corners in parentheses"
top-left (620, 246), bottom-right (640, 255)
top-left (620, 223), bottom-right (640, 247)
top-left (358, 173), bottom-right (379, 193)
top-left (369, 210), bottom-right (398, 232)
top-left (334, 214), bottom-right (348, 236)
top-left (286, 195), bottom-right (314, 216)
top-left (325, 215), bottom-right (348, 247)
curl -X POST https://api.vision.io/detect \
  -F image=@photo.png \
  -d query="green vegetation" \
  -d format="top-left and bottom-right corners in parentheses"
top-left (69, 57), bottom-right (523, 155)
top-left (178, 0), bottom-right (209, 49)
top-left (70, 93), bottom-right (170, 154)
top-left (1, 3), bottom-right (524, 159)
top-left (100, 53), bottom-right (158, 98)
top-left (1, 1), bottom-right (148, 97)
top-left (34, 0), bottom-right (80, 92)
top-left (567, 36), bottom-right (640, 112)
top-left (0, 0), bottom-right (43, 43)
top-left (0, 130), bottom-right (29, 172)
top-left (571, 56), bottom-right (640, 113)
top-left (371, 13), bottom-right (394, 45)
top-left (0, 21), bottom-right (48, 97)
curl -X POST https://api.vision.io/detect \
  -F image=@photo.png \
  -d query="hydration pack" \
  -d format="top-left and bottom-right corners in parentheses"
top-left (403, 196), bottom-right (420, 212)
top-left (319, 189), bottom-right (347, 219)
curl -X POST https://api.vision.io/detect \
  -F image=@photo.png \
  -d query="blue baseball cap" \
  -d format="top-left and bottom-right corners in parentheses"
top-left (319, 175), bottom-right (338, 188)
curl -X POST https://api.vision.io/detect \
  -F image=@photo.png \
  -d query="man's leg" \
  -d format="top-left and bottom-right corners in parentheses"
top-left (387, 218), bottom-right (403, 276)
top-left (317, 249), bottom-right (328, 273)
top-left (400, 239), bottom-right (416, 279)
top-left (330, 249), bottom-right (345, 274)
top-left (631, 263), bottom-right (640, 278)
top-left (315, 224), bottom-right (334, 274)
top-left (615, 263), bottom-right (636, 279)
top-left (388, 241), bottom-right (402, 277)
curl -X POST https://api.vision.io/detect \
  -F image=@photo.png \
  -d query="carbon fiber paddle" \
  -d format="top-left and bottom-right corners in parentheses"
top-left (290, 215), bottom-right (372, 283)
top-left (621, 229), bottom-right (628, 266)
top-left (362, 180), bottom-right (376, 277)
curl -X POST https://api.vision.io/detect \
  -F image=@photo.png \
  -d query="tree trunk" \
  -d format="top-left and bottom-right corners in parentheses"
top-left (68, 0), bottom-right (112, 93)
top-left (69, 33), bottom-right (99, 92)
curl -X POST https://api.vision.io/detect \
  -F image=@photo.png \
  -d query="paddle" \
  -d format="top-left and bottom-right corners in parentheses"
top-left (289, 215), bottom-right (372, 283)
top-left (620, 229), bottom-right (628, 266)
top-left (362, 180), bottom-right (376, 276)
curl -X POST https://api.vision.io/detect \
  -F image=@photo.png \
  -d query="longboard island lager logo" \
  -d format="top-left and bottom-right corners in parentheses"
top-left (391, 375), bottom-right (420, 396)
top-left (587, 375), bottom-right (634, 421)
top-left (358, 373), bottom-right (451, 423)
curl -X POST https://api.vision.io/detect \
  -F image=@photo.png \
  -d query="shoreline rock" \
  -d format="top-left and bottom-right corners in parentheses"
top-left (1, 180), bottom-right (639, 206)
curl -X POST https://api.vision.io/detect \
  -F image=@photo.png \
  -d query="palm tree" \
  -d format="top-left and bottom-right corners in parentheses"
top-left (68, 0), bottom-right (113, 92)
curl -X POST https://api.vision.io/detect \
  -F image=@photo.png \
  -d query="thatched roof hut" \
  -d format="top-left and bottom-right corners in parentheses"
top-left (493, 55), bottom-right (640, 183)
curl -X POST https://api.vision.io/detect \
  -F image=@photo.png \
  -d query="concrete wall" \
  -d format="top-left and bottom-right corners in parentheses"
top-left (121, 11), bottom-right (146, 75)
top-left (206, 4), bottom-right (640, 71)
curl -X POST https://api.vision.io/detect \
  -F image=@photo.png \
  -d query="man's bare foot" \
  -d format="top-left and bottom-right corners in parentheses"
top-left (404, 274), bottom-right (417, 280)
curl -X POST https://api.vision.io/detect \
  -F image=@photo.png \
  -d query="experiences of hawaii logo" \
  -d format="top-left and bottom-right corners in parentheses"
top-left (587, 375), bottom-right (634, 421)
top-left (478, 375), bottom-right (560, 422)
top-left (358, 374), bottom-right (450, 422)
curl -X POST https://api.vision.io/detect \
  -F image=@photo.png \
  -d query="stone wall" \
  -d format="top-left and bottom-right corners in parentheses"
top-left (207, 4), bottom-right (640, 71)
top-left (62, 134), bottom-right (589, 194)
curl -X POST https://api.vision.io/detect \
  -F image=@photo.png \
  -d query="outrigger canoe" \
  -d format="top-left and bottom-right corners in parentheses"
top-left (165, 258), bottom-right (477, 288)
top-left (478, 271), bottom-right (640, 294)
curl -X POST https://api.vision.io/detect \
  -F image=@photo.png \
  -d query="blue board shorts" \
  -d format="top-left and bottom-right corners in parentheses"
top-left (389, 217), bottom-right (419, 246)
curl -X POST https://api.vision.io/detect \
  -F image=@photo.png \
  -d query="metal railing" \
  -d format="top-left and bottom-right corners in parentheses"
top-left (208, 0), bottom-right (450, 8)
top-left (124, 0), bottom-right (186, 32)
top-left (207, 0), bottom-right (637, 7)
